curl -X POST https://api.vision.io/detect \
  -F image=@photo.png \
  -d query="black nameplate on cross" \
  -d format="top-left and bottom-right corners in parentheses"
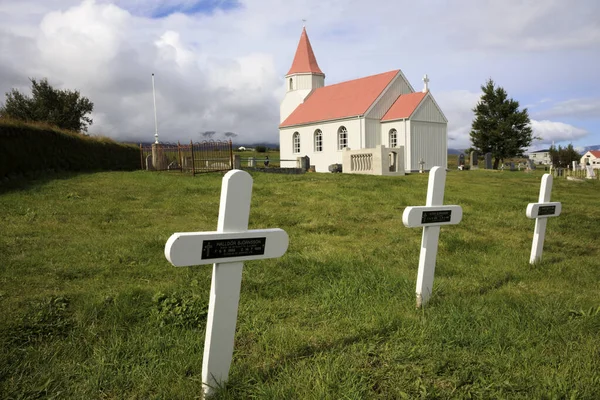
top-left (421, 210), bottom-right (452, 224)
top-left (201, 237), bottom-right (267, 260)
top-left (537, 205), bottom-right (556, 216)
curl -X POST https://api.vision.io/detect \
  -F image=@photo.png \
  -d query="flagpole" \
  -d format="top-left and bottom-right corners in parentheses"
top-left (152, 73), bottom-right (159, 144)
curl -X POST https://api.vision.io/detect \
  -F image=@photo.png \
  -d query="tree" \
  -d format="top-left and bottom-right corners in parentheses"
top-left (200, 131), bottom-right (216, 140)
top-left (469, 79), bottom-right (535, 169)
top-left (548, 144), bottom-right (581, 167)
top-left (0, 78), bottom-right (94, 132)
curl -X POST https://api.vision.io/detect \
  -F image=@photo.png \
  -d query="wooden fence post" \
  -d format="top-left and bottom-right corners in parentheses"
top-left (190, 140), bottom-right (195, 177)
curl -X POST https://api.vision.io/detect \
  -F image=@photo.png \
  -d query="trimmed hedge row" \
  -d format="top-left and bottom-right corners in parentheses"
top-left (0, 120), bottom-right (140, 178)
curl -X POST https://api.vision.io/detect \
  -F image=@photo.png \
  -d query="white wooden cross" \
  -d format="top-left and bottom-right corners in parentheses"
top-left (526, 174), bottom-right (561, 264)
top-left (164, 170), bottom-right (289, 397)
top-left (402, 166), bottom-right (462, 308)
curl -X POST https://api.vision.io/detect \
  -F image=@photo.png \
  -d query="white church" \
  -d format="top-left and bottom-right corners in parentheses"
top-left (279, 27), bottom-right (448, 174)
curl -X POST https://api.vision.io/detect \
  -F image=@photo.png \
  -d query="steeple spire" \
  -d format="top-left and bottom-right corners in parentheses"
top-left (286, 27), bottom-right (324, 76)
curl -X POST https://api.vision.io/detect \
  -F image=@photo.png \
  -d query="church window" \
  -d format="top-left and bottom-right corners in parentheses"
top-left (314, 129), bottom-right (322, 152)
top-left (389, 129), bottom-right (397, 147)
top-left (293, 132), bottom-right (300, 153)
top-left (289, 78), bottom-right (293, 90)
top-left (338, 126), bottom-right (348, 150)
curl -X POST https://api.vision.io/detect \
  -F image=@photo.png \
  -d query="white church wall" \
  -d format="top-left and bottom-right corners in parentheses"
top-left (280, 90), bottom-right (313, 123)
top-left (409, 121), bottom-right (447, 171)
top-left (411, 95), bottom-right (447, 123)
top-left (364, 118), bottom-right (381, 148)
top-left (364, 73), bottom-right (413, 120)
top-left (279, 118), bottom-right (362, 172)
top-left (380, 120), bottom-right (409, 170)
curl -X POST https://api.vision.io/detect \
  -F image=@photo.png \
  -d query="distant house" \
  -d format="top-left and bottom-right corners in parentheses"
top-left (527, 149), bottom-right (552, 165)
top-left (278, 27), bottom-right (447, 174)
top-left (581, 150), bottom-right (600, 169)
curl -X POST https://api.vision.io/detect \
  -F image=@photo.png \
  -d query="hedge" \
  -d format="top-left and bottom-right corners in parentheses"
top-left (0, 119), bottom-right (139, 178)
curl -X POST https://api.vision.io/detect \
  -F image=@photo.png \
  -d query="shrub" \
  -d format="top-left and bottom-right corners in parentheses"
top-left (0, 118), bottom-right (139, 178)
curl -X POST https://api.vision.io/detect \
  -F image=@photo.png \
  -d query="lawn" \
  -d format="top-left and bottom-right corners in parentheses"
top-left (1, 168), bottom-right (599, 399)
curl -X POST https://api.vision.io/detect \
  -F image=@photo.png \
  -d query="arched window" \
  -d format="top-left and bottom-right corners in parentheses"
top-left (293, 132), bottom-right (300, 153)
top-left (389, 129), bottom-right (397, 148)
top-left (338, 126), bottom-right (348, 150)
top-left (289, 78), bottom-right (293, 91)
top-left (314, 129), bottom-right (322, 152)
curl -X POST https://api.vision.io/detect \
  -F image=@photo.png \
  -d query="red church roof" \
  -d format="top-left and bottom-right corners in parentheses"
top-left (381, 92), bottom-right (427, 121)
top-left (589, 150), bottom-right (600, 157)
top-left (280, 70), bottom-right (400, 128)
top-left (286, 27), bottom-right (324, 76)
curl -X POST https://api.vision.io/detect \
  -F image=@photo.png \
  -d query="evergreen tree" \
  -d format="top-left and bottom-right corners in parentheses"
top-left (0, 78), bottom-right (93, 133)
top-left (548, 144), bottom-right (581, 167)
top-left (470, 79), bottom-right (535, 169)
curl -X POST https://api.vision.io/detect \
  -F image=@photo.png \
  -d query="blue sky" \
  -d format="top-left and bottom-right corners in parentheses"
top-left (0, 0), bottom-right (599, 151)
top-left (145, 0), bottom-right (242, 18)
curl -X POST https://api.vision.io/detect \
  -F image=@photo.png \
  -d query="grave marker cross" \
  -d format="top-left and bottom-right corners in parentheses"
top-left (526, 174), bottom-right (561, 264)
top-left (402, 167), bottom-right (462, 307)
top-left (164, 170), bottom-right (289, 397)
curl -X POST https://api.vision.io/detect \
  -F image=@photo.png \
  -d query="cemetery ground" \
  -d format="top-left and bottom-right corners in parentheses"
top-left (1, 167), bottom-right (599, 399)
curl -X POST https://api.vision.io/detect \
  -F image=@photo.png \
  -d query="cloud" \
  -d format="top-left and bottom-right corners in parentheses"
top-left (530, 120), bottom-right (589, 144)
top-left (0, 0), bottom-right (599, 147)
top-left (534, 98), bottom-right (600, 119)
top-left (434, 90), bottom-right (481, 150)
top-left (441, 0), bottom-right (600, 52)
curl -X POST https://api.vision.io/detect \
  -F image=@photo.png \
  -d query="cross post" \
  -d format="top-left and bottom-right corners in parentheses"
top-left (402, 167), bottom-right (462, 307)
top-left (526, 174), bottom-right (561, 264)
top-left (164, 170), bottom-right (289, 397)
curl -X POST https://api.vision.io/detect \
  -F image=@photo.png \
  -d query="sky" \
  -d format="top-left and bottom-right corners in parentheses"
top-left (0, 0), bottom-right (599, 151)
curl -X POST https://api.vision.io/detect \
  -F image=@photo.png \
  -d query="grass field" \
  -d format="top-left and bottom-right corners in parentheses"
top-left (1, 167), bottom-right (599, 399)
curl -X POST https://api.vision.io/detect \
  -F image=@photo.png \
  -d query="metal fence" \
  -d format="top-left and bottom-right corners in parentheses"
top-left (140, 140), bottom-right (233, 175)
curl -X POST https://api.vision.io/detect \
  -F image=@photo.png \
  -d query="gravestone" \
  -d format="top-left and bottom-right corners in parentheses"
top-left (469, 151), bottom-right (479, 170)
top-left (248, 157), bottom-right (256, 167)
top-left (586, 165), bottom-right (596, 179)
top-left (509, 162), bottom-right (516, 171)
top-left (164, 170), bottom-right (289, 396)
top-left (233, 155), bottom-right (241, 170)
top-left (297, 156), bottom-right (310, 171)
top-left (458, 154), bottom-right (465, 167)
top-left (528, 159), bottom-right (536, 170)
top-left (145, 155), bottom-right (154, 171)
top-left (402, 166), bottom-right (463, 307)
top-left (419, 158), bottom-right (425, 173)
top-left (526, 174), bottom-right (562, 264)
top-left (328, 163), bottom-right (342, 173)
top-left (485, 153), bottom-right (492, 169)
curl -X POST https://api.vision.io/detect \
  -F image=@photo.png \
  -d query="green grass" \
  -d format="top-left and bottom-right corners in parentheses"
top-left (1, 168), bottom-right (599, 399)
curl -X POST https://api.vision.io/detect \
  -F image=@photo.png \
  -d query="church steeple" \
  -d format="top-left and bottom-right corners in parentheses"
top-left (286, 27), bottom-right (324, 77)
top-left (280, 26), bottom-right (325, 122)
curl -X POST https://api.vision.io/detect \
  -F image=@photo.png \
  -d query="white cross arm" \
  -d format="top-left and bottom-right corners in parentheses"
top-left (165, 228), bottom-right (289, 267)
top-left (402, 205), bottom-right (463, 228)
top-left (526, 202), bottom-right (562, 219)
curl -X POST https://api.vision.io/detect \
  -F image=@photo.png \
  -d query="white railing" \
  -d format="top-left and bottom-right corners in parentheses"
top-left (350, 153), bottom-right (373, 172)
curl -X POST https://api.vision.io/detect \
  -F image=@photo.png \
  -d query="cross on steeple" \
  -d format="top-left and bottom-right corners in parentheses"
top-left (423, 74), bottom-right (430, 93)
top-left (302, 19), bottom-right (306, 27)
